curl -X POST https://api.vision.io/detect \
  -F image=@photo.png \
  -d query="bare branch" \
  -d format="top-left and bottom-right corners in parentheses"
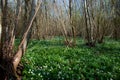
top-left (13, 0), bottom-right (42, 73)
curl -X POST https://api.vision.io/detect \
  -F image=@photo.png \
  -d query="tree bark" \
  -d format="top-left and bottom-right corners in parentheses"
top-left (0, 0), bottom-right (41, 79)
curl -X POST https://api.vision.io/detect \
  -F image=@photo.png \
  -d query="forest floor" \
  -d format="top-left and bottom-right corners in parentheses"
top-left (20, 37), bottom-right (120, 80)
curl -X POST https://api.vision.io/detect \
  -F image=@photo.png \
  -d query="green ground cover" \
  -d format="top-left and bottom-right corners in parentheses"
top-left (21, 37), bottom-right (120, 80)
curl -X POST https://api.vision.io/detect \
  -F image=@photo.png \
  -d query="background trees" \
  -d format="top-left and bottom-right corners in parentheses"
top-left (7, 0), bottom-right (119, 45)
top-left (20, 0), bottom-right (119, 46)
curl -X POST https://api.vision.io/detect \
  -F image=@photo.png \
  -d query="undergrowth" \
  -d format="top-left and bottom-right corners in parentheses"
top-left (21, 37), bottom-right (120, 80)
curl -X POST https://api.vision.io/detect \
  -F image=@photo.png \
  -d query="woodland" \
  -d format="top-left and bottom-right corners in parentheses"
top-left (0, 0), bottom-right (120, 80)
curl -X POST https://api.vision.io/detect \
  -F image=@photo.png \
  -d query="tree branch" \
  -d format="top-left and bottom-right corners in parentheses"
top-left (13, 0), bottom-right (41, 73)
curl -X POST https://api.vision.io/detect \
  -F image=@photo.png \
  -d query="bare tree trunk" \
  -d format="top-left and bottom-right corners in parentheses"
top-left (112, 0), bottom-right (120, 40)
top-left (0, 0), bottom-right (15, 79)
top-left (0, 0), bottom-right (41, 79)
top-left (69, 0), bottom-right (76, 47)
top-left (84, 0), bottom-right (90, 45)
top-left (84, 0), bottom-right (96, 47)
top-left (27, 0), bottom-right (37, 40)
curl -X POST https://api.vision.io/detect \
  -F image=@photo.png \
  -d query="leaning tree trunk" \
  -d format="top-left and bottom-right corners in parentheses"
top-left (0, 0), bottom-right (41, 79)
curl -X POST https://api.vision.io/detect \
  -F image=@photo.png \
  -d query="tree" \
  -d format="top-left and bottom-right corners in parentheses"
top-left (0, 0), bottom-right (41, 79)
top-left (69, 0), bottom-right (76, 47)
top-left (83, 0), bottom-right (97, 47)
top-left (112, 0), bottom-right (120, 40)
